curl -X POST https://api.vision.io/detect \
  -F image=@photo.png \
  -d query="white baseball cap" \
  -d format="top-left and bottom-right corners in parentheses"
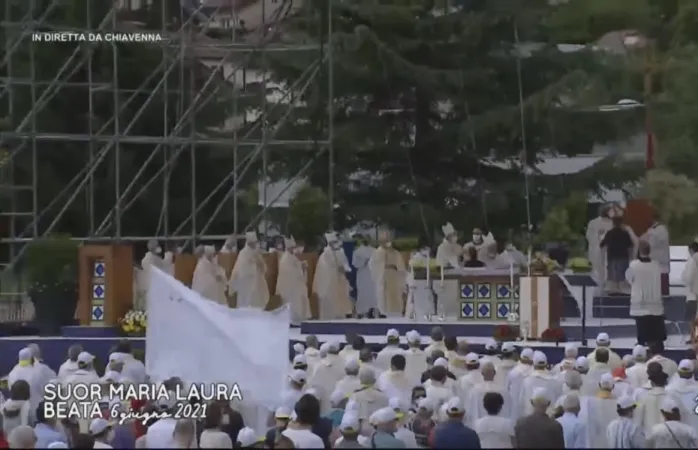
top-left (238, 427), bottom-right (260, 447)
top-left (574, 356), bottom-right (589, 371)
top-left (501, 342), bottom-right (515, 354)
top-left (596, 332), bottom-right (610, 345)
top-left (293, 343), bottom-right (305, 354)
top-left (293, 354), bottom-right (307, 367)
top-left (465, 353), bottom-right (479, 364)
top-left (319, 342), bottom-right (331, 353)
top-left (289, 369), bottom-right (307, 383)
top-left (345, 359), bottom-right (360, 371)
top-left (77, 352), bottom-right (94, 364)
top-left (18, 348), bottom-right (31, 361)
top-left (274, 406), bottom-right (292, 419)
top-left (386, 328), bottom-right (399, 338)
top-left (660, 397), bottom-right (679, 413)
top-left (531, 387), bottom-right (550, 404)
top-left (632, 344), bottom-right (646, 358)
top-left (445, 397), bottom-right (465, 415)
top-left (108, 352), bottom-right (125, 363)
top-left (328, 341), bottom-right (341, 352)
top-left (433, 357), bottom-right (449, 367)
top-left (599, 373), bottom-right (615, 390)
top-left (369, 407), bottom-right (398, 425)
top-left (406, 330), bottom-right (421, 343)
top-left (679, 359), bottom-right (695, 373)
top-left (532, 351), bottom-right (547, 366)
top-left (389, 397), bottom-right (406, 417)
top-left (417, 397), bottom-right (435, 411)
top-left (617, 395), bottom-right (636, 410)
top-left (339, 413), bottom-right (359, 432)
top-left (520, 348), bottom-right (534, 360)
top-left (484, 339), bottom-right (497, 351)
top-left (88, 418), bottom-right (110, 436)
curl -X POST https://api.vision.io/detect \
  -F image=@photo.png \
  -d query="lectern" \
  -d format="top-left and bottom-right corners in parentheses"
top-left (518, 276), bottom-right (563, 339)
top-left (77, 244), bottom-right (134, 326)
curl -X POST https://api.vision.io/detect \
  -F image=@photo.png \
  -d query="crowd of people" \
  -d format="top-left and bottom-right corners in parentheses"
top-left (1, 327), bottom-right (698, 448)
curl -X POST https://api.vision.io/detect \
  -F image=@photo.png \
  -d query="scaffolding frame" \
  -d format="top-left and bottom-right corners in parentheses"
top-left (0, 0), bottom-right (335, 273)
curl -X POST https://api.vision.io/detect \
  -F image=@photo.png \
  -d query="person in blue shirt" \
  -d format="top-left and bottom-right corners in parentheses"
top-left (323, 390), bottom-right (348, 428)
top-left (432, 397), bottom-right (481, 449)
top-left (33, 402), bottom-right (68, 449)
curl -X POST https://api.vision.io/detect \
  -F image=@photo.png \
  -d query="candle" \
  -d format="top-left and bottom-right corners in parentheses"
top-left (509, 260), bottom-right (514, 294)
top-left (426, 256), bottom-right (430, 283)
top-left (440, 263), bottom-right (444, 283)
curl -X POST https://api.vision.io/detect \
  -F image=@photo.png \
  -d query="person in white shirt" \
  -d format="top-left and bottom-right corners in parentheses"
top-left (457, 353), bottom-right (484, 399)
top-left (403, 330), bottom-right (427, 385)
top-left (281, 395), bottom-right (325, 448)
top-left (506, 348), bottom-right (534, 420)
top-left (495, 343), bottom-right (518, 387)
top-left (553, 344), bottom-right (578, 374)
top-left (634, 362), bottom-right (687, 433)
top-left (467, 362), bottom-right (510, 422)
top-left (424, 365), bottom-right (453, 411)
top-left (606, 395), bottom-right (646, 448)
top-left (7, 348), bottom-right (42, 410)
top-left (666, 359), bottom-right (698, 429)
top-left (682, 242), bottom-right (698, 332)
top-left (556, 394), bottom-right (588, 448)
top-left (641, 213), bottom-right (671, 296)
top-left (146, 398), bottom-right (197, 448)
top-left (375, 329), bottom-right (404, 371)
top-left (111, 341), bottom-right (147, 383)
top-left (582, 373), bottom-right (620, 448)
top-left (626, 345), bottom-right (649, 389)
top-left (200, 403), bottom-right (234, 448)
top-left (236, 427), bottom-right (261, 448)
top-left (89, 418), bottom-right (114, 449)
top-left (57, 345), bottom-right (82, 380)
top-left (389, 398), bottom-right (419, 448)
top-left (376, 355), bottom-right (414, 406)
top-left (583, 347), bottom-right (613, 396)
top-left (479, 339), bottom-right (502, 367)
top-left (518, 351), bottom-right (561, 417)
top-left (425, 358), bottom-right (457, 394)
top-left (647, 341), bottom-right (678, 379)
top-left (2, 380), bottom-right (33, 438)
top-left (646, 397), bottom-right (698, 448)
top-left (587, 333), bottom-right (622, 370)
top-left (424, 327), bottom-right (446, 356)
top-left (474, 392), bottom-right (514, 448)
top-left (280, 369), bottom-right (308, 412)
top-left (626, 241), bottom-right (666, 345)
top-left (27, 344), bottom-right (56, 392)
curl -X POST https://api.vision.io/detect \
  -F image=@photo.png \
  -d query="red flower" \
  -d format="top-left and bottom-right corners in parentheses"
top-left (493, 325), bottom-right (517, 341)
top-left (541, 327), bottom-right (566, 342)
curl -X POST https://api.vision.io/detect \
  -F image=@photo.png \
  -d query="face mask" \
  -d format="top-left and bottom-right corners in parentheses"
top-left (221, 414), bottom-right (230, 425)
top-left (385, 242), bottom-right (392, 248)
top-left (448, 235), bottom-right (457, 244)
top-left (505, 244), bottom-right (514, 251)
top-left (472, 235), bottom-right (482, 243)
top-left (155, 246), bottom-right (162, 254)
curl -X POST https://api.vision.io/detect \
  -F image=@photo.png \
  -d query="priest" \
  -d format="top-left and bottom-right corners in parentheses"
top-left (369, 229), bottom-right (407, 317)
top-left (313, 232), bottom-right (353, 319)
top-left (352, 236), bottom-right (377, 317)
top-left (219, 235), bottom-right (238, 254)
top-left (191, 245), bottom-right (227, 305)
top-left (276, 236), bottom-right (311, 324)
top-left (463, 228), bottom-right (497, 265)
top-left (137, 240), bottom-right (165, 309)
top-left (436, 222), bottom-right (463, 269)
top-left (229, 231), bottom-right (269, 309)
top-left (586, 204), bottom-right (613, 289)
top-left (405, 238), bottom-right (435, 319)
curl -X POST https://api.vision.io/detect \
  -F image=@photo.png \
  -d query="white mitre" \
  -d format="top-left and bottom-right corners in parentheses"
top-left (284, 236), bottom-right (296, 249)
top-left (325, 232), bottom-right (337, 244)
top-left (442, 222), bottom-right (455, 237)
top-left (245, 231), bottom-right (258, 243)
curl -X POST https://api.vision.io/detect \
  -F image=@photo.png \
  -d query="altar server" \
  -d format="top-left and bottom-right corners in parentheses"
top-left (276, 236), bottom-right (310, 324)
top-left (370, 229), bottom-right (407, 317)
top-left (463, 228), bottom-right (497, 266)
top-left (192, 245), bottom-right (227, 305)
top-left (586, 204), bottom-right (613, 288)
top-left (313, 232), bottom-right (353, 319)
top-left (436, 222), bottom-right (462, 269)
top-left (228, 232), bottom-right (269, 309)
top-left (352, 236), bottom-right (377, 317)
top-left (406, 238), bottom-right (435, 319)
top-left (519, 351), bottom-right (562, 417)
top-left (626, 241), bottom-right (666, 345)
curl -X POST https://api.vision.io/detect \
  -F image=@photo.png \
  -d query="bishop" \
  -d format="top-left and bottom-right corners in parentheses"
top-left (228, 232), bottom-right (269, 309)
top-left (276, 236), bottom-right (311, 324)
top-left (312, 232), bottom-right (353, 319)
top-left (191, 245), bottom-right (228, 305)
top-left (369, 229), bottom-right (406, 317)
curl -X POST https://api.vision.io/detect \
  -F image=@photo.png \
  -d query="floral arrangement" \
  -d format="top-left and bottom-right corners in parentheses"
top-left (493, 324), bottom-right (518, 341)
top-left (567, 257), bottom-right (591, 273)
top-left (541, 327), bottom-right (567, 343)
top-left (119, 309), bottom-right (147, 336)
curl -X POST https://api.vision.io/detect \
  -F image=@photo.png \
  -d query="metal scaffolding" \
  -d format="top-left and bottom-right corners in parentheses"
top-left (0, 0), bottom-right (334, 273)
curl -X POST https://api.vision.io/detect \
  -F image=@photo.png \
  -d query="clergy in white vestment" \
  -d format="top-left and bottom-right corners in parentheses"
top-left (556, 394), bottom-right (588, 449)
top-left (57, 345), bottom-right (83, 380)
top-left (681, 242), bottom-right (698, 320)
top-left (495, 343), bottom-right (518, 388)
top-left (474, 392), bottom-right (515, 449)
top-left (666, 359), bottom-right (698, 430)
top-left (606, 395), bottom-right (646, 448)
top-left (219, 235), bottom-right (237, 254)
top-left (518, 351), bottom-right (562, 418)
top-left (375, 329), bottom-right (405, 371)
top-left (612, 367), bottom-right (635, 399)
top-left (448, 340), bottom-right (471, 379)
top-left (555, 370), bottom-right (590, 415)
top-left (586, 204), bottom-right (613, 288)
top-left (308, 342), bottom-right (345, 414)
top-left (313, 232), bottom-right (353, 319)
top-left (7, 349), bottom-right (42, 407)
top-left (304, 335), bottom-right (322, 368)
top-left (626, 345), bottom-right (649, 389)
top-left (466, 362), bottom-right (510, 426)
top-left (587, 332), bottom-right (622, 370)
top-left (627, 242), bottom-right (667, 345)
top-left (369, 229), bottom-right (407, 317)
top-left (405, 241), bottom-right (435, 319)
top-left (491, 242), bottom-right (527, 270)
top-left (553, 344), bottom-right (578, 375)
top-left (27, 344), bottom-right (56, 398)
top-left (506, 348), bottom-right (534, 420)
top-left (276, 236), bottom-right (311, 324)
top-left (358, 348), bottom-right (384, 378)
top-left (424, 357), bottom-right (457, 394)
top-left (279, 369), bottom-right (308, 412)
top-left (352, 237), bottom-right (377, 316)
top-left (63, 352), bottom-right (101, 432)
top-left (647, 341), bottom-right (678, 379)
top-left (581, 373), bottom-right (619, 448)
top-left (403, 331), bottom-right (427, 385)
top-left (377, 354), bottom-right (414, 407)
top-left (456, 353), bottom-right (484, 400)
top-left (641, 212), bottom-right (671, 296)
top-left (192, 245), bottom-right (228, 305)
top-left (479, 339), bottom-right (502, 368)
top-left (463, 228), bottom-right (497, 266)
top-left (436, 222), bottom-right (463, 269)
top-left (348, 368), bottom-right (390, 434)
top-left (424, 327), bottom-right (447, 356)
top-left (138, 239), bottom-right (164, 309)
top-left (646, 397), bottom-right (698, 448)
top-left (228, 232), bottom-right (269, 309)
top-left (423, 365), bottom-right (453, 411)
top-left (389, 398), bottom-right (419, 448)
top-left (634, 362), bottom-right (687, 434)
top-left (161, 249), bottom-right (175, 276)
top-left (582, 347), bottom-right (614, 396)
top-left (334, 359), bottom-right (363, 399)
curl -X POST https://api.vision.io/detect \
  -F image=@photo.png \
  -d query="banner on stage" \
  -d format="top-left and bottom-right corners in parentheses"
top-left (146, 267), bottom-right (290, 411)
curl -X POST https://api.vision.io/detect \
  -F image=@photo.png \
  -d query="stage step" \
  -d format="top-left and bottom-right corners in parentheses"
top-left (591, 295), bottom-right (686, 319)
top-left (61, 326), bottom-right (121, 338)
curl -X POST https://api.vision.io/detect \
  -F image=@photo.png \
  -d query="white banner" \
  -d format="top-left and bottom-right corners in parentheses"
top-left (146, 267), bottom-right (290, 411)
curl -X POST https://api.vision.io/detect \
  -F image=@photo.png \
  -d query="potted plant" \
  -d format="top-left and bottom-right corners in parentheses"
top-left (25, 234), bottom-right (79, 335)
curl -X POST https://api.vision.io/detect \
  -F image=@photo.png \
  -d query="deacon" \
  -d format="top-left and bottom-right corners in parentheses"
top-left (463, 228), bottom-right (497, 266)
top-left (369, 229), bottom-right (407, 317)
top-left (436, 222), bottom-right (463, 269)
top-left (406, 237), bottom-right (435, 319)
top-left (313, 232), bottom-right (353, 319)
top-left (352, 235), bottom-right (377, 317)
top-left (586, 204), bottom-right (613, 289)
top-left (191, 245), bottom-right (227, 305)
top-left (276, 236), bottom-right (310, 324)
top-left (229, 231), bottom-right (269, 309)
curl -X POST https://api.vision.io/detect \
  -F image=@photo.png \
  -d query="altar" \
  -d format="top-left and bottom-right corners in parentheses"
top-left (413, 268), bottom-right (563, 337)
